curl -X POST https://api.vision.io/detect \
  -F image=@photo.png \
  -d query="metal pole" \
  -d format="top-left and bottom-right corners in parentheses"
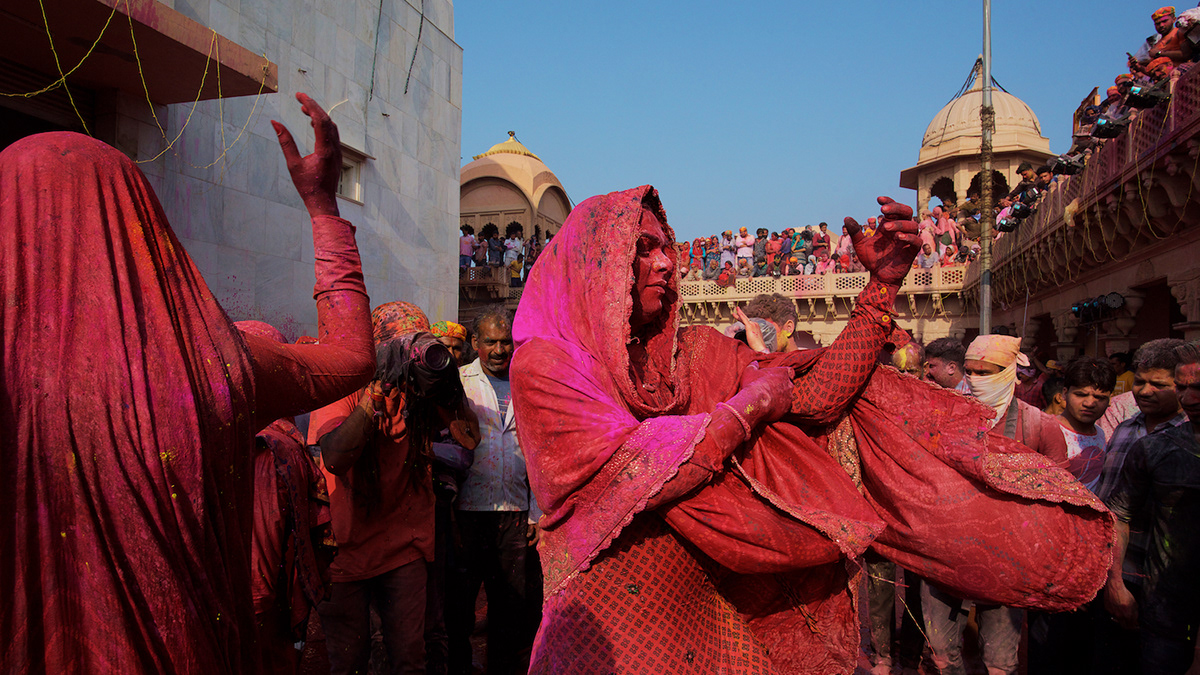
top-left (979, 0), bottom-right (994, 335)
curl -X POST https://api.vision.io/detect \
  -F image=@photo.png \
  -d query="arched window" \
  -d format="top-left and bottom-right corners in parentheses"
top-left (968, 170), bottom-right (1009, 199)
top-left (930, 176), bottom-right (957, 207)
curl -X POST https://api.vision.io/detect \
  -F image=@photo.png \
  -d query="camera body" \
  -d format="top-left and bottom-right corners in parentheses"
top-left (375, 331), bottom-right (460, 406)
top-left (1049, 154), bottom-right (1085, 176)
top-left (1092, 115), bottom-right (1131, 139)
top-left (1126, 80), bottom-right (1170, 110)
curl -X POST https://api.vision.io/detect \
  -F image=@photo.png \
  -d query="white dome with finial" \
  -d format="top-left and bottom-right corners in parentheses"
top-left (917, 60), bottom-right (1050, 165)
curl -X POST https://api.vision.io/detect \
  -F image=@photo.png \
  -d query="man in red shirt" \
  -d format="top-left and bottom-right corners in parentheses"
top-left (812, 221), bottom-right (832, 258)
top-left (309, 302), bottom-right (439, 675)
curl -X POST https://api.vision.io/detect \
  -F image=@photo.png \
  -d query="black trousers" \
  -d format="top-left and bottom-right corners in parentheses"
top-left (446, 511), bottom-right (537, 675)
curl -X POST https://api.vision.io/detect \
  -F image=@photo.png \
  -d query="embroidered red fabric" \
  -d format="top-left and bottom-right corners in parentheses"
top-left (0, 133), bottom-right (373, 674)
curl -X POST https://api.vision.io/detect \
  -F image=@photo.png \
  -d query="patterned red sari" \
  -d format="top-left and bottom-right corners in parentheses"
top-left (510, 186), bottom-right (1113, 674)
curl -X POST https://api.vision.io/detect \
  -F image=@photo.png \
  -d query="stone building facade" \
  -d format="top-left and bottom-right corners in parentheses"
top-left (2, 0), bottom-right (462, 337)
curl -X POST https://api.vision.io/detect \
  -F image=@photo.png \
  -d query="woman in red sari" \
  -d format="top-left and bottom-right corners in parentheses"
top-left (236, 320), bottom-right (337, 675)
top-left (510, 185), bottom-right (1113, 674)
top-left (0, 94), bottom-right (375, 674)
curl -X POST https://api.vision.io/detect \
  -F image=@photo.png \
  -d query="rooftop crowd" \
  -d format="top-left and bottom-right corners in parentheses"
top-left (1066, 5), bottom-right (1200, 168)
top-left (672, 218), bottom-right (970, 289)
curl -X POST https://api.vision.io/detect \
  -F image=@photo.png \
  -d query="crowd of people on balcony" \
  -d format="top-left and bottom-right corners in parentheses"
top-left (1065, 4), bottom-right (1200, 164)
top-left (458, 222), bottom-right (549, 286)
top-left (674, 214), bottom-right (978, 287)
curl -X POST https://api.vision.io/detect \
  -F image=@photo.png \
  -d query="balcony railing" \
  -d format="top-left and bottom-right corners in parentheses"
top-left (678, 265), bottom-right (966, 301)
top-left (963, 65), bottom-right (1200, 302)
top-left (461, 265), bottom-right (967, 309)
top-left (459, 265), bottom-right (511, 302)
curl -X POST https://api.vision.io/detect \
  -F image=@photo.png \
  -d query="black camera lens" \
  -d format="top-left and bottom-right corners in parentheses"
top-left (419, 342), bottom-right (454, 372)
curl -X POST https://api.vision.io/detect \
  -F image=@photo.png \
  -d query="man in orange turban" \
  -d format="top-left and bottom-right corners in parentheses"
top-left (1131, 7), bottom-right (1193, 75)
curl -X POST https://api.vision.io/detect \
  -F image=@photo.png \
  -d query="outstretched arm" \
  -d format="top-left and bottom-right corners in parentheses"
top-left (790, 197), bottom-right (919, 424)
top-left (1104, 520), bottom-right (1137, 628)
top-left (243, 93), bottom-right (374, 428)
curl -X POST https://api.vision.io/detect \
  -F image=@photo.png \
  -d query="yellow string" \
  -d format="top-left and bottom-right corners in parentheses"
top-left (6, 0), bottom-right (270, 176)
top-left (129, 24), bottom-right (216, 163)
top-left (123, 0), bottom-right (269, 171)
top-left (19, 0), bottom-right (100, 134)
top-left (0, 0), bottom-right (119, 100)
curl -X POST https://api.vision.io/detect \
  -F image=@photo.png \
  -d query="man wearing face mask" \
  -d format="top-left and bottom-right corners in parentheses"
top-left (962, 335), bottom-right (1068, 462)
top-left (921, 334), bottom-right (1068, 675)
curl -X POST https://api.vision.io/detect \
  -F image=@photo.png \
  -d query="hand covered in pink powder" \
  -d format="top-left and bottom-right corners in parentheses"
top-left (848, 196), bottom-right (921, 286)
top-left (730, 365), bottom-right (794, 427)
top-left (272, 92), bottom-right (342, 218)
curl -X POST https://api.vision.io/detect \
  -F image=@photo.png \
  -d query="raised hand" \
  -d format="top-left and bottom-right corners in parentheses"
top-left (848, 196), bottom-right (920, 286)
top-left (733, 306), bottom-right (768, 353)
top-left (272, 93), bottom-right (342, 218)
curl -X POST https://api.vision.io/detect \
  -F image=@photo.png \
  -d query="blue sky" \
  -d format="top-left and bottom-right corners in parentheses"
top-left (456, 1), bottom-right (1162, 242)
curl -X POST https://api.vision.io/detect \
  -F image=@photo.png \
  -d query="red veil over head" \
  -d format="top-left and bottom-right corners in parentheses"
top-left (515, 186), bottom-right (683, 416)
top-left (1, 132), bottom-right (262, 672)
top-left (1, 132), bottom-right (374, 673)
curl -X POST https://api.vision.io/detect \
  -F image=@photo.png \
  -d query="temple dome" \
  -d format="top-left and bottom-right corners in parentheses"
top-left (472, 131), bottom-right (542, 161)
top-left (916, 64), bottom-right (1050, 165)
top-left (460, 132), bottom-right (564, 210)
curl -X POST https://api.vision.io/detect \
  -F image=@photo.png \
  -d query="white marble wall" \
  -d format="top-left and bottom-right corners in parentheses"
top-left (108, 0), bottom-right (461, 338)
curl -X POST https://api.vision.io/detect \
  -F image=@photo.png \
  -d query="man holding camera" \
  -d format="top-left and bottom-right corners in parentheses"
top-left (309, 301), bottom-right (474, 675)
top-left (447, 305), bottom-right (541, 675)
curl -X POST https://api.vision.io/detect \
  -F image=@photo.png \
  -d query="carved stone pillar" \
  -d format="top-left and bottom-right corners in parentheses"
top-left (1052, 312), bottom-right (1081, 361)
top-left (1020, 316), bottom-right (1041, 352)
top-left (1170, 271), bottom-right (1200, 341)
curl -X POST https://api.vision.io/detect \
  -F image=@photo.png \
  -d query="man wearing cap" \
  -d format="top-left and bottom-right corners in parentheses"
top-left (431, 320), bottom-right (469, 367)
top-left (921, 334), bottom-right (1067, 675)
top-left (719, 230), bottom-right (736, 269)
top-left (1131, 7), bottom-right (1193, 73)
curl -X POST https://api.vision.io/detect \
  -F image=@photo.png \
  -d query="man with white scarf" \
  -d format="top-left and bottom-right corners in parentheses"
top-left (962, 335), bottom-right (1068, 460)
top-left (920, 334), bottom-right (1067, 675)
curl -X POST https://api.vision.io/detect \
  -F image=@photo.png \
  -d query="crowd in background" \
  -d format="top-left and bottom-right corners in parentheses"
top-left (666, 4), bottom-right (1200, 293)
top-left (673, 219), bottom-right (958, 287)
top-left (458, 223), bottom-right (549, 287)
top-left (300, 303), bottom-right (541, 675)
top-left (729, 292), bottom-right (1200, 675)
top-left (1068, 5), bottom-right (1200, 162)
